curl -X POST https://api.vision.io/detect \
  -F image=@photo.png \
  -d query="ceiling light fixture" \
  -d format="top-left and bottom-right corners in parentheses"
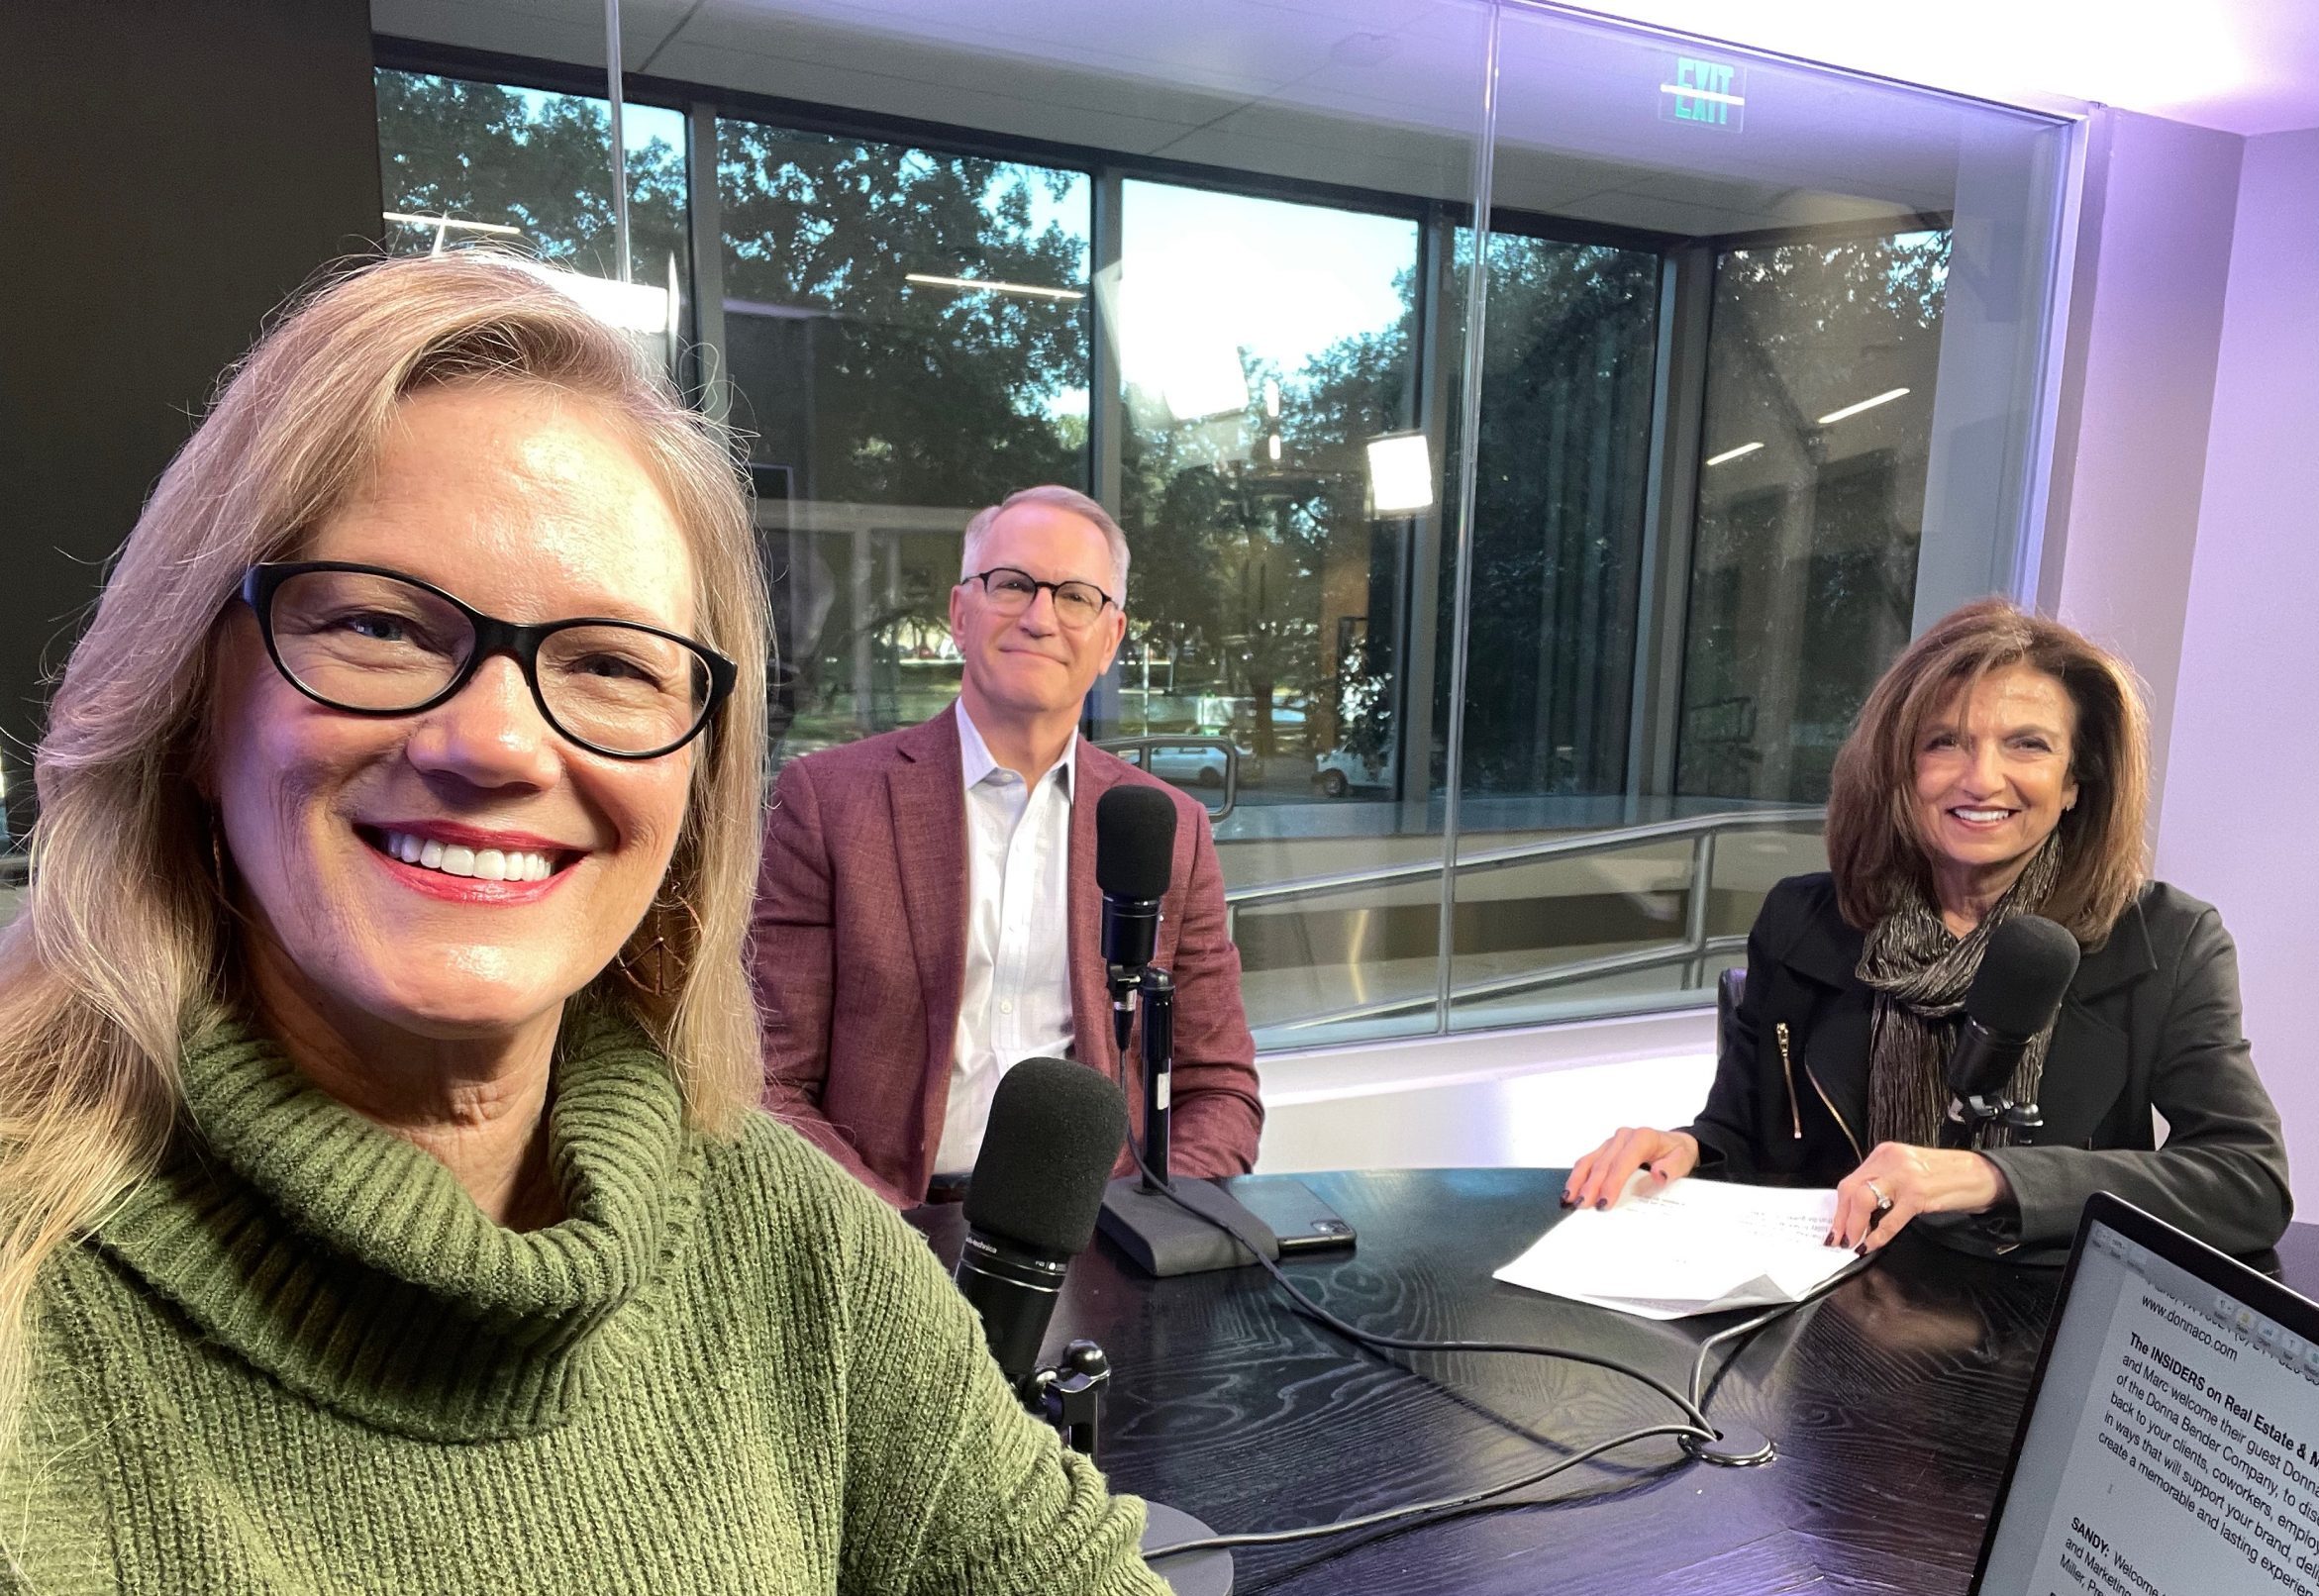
top-left (382, 211), bottom-right (523, 237)
top-left (383, 212), bottom-right (525, 255)
top-left (906, 272), bottom-right (1085, 302)
top-left (1704, 441), bottom-right (1764, 466)
top-left (503, 258), bottom-right (670, 335)
top-left (1817, 387), bottom-right (1911, 425)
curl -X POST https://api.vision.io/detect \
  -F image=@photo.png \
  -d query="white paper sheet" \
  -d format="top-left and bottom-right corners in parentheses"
top-left (1494, 1175), bottom-right (1856, 1320)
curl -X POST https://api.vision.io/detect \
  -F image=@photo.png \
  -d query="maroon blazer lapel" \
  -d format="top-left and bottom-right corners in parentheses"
top-left (888, 708), bottom-right (968, 1168)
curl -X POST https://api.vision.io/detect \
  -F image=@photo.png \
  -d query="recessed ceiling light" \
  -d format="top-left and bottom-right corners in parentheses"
top-left (1816, 387), bottom-right (1911, 425)
top-left (905, 272), bottom-right (1085, 302)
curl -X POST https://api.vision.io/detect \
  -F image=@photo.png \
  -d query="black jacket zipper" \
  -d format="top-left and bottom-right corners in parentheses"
top-left (1804, 1052), bottom-right (1865, 1164)
top-left (1774, 1021), bottom-right (1802, 1141)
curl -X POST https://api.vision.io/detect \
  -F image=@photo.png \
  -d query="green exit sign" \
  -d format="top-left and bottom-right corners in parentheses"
top-left (1662, 55), bottom-right (1745, 131)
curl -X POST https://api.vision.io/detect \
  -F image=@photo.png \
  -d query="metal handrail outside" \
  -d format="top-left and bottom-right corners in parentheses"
top-left (1229, 804), bottom-right (1825, 1035)
top-left (1263, 931), bottom-right (1756, 1036)
top-left (1224, 804), bottom-right (1824, 914)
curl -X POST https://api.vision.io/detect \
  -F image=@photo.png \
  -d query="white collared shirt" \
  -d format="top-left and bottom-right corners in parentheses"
top-left (935, 703), bottom-right (1079, 1176)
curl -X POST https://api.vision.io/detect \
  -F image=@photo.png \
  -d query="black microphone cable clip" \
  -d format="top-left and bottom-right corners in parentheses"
top-left (1945, 1092), bottom-right (2045, 1148)
top-left (1023, 1338), bottom-right (1110, 1460)
top-left (1108, 960), bottom-right (1139, 1054)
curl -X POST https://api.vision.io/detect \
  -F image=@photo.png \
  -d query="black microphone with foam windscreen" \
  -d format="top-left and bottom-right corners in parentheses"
top-left (955, 1055), bottom-right (1237, 1593)
top-left (1097, 782), bottom-right (1182, 1189)
top-left (1098, 784), bottom-right (1176, 1055)
top-left (1941, 913), bottom-right (2081, 1150)
top-left (956, 1055), bottom-right (1127, 1393)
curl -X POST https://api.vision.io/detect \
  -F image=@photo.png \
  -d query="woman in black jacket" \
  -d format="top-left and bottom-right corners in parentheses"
top-left (1563, 600), bottom-right (2289, 1259)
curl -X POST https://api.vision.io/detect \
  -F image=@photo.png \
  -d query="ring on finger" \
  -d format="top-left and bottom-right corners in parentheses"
top-left (1865, 1181), bottom-right (1894, 1214)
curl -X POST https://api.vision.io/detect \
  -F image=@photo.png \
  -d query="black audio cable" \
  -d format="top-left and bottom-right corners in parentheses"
top-left (1146, 1420), bottom-right (1708, 1557)
top-left (1136, 1161), bottom-right (1871, 1562)
top-left (1127, 1155), bottom-right (1716, 1428)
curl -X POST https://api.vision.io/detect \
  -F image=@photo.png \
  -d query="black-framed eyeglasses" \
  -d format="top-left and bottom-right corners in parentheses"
top-left (240, 561), bottom-right (738, 760)
top-left (964, 565), bottom-right (1119, 630)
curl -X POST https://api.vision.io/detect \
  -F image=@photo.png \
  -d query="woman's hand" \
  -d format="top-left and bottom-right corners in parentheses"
top-left (1831, 1144), bottom-right (2013, 1253)
top-left (1563, 1128), bottom-right (1700, 1210)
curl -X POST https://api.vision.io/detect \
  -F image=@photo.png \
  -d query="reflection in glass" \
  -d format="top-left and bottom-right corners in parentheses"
top-left (1110, 179), bottom-right (1419, 791)
top-left (714, 121), bottom-right (1091, 761)
top-left (1438, 233), bottom-right (1669, 1032)
top-left (1105, 178), bottom-right (1432, 1043)
top-left (1678, 231), bottom-right (1953, 804)
top-left (1449, 233), bottom-right (1661, 813)
top-left (373, 69), bottom-right (689, 351)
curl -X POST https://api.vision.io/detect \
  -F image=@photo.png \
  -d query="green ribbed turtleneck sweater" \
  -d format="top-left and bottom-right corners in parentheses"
top-left (3, 1017), bottom-right (1163, 1594)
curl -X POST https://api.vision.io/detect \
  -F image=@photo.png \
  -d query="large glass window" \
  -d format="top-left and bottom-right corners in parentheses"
top-left (362, 0), bottom-right (2074, 1047)
top-left (1449, 233), bottom-right (1661, 817)
top-left (1425, 3), bottom-right (2066, 1028)
top-left (1103, 179), bottom-right (1435, 1043)
top-left (1438, 232), bottom-right (1665, 1030)
top-left (713, 122), bottom-right (1091, 759)
top-left (1107, 180), bottom-right (1419, 798)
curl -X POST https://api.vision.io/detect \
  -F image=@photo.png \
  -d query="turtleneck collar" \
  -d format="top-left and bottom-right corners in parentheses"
top-left (92, 1008), bottom-right (705, 1443)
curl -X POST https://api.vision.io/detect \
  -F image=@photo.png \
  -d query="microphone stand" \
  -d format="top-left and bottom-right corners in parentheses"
top-left (1030, 1134), bottom-right (1238, 1596)
top-left (1092, 964), bottom-right (1243, 1596)
top-left (1941, 1091), bottom-right (2044, 1151)
top-left (1139, 967), bottom-right (1172, 1187)
top-left (1096, 961), bottom-right (1284, 1277)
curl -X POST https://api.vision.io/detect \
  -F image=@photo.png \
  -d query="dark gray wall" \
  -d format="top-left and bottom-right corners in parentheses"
top-left (0, 0), bottom-right (382, 839)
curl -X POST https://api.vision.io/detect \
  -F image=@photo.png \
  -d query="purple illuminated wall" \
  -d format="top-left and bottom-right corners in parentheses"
top-left (2158, 126), bottom-right (2319, 1210)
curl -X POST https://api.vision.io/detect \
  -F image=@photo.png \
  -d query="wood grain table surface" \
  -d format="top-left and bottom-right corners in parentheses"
top-left (915, 1169), bottom-right (2319, 1594)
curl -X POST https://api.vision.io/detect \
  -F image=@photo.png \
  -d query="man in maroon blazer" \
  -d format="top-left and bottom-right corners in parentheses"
top-left (751, 484), bottom-right (1263, 1207)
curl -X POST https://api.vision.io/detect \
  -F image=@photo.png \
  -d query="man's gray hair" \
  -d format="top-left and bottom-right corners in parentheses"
top-left (959, 484), bottom-right (1131, 600)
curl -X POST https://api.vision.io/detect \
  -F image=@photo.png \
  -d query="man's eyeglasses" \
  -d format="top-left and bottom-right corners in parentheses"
top-left (240, 561), bottom-right (738, 759)
top-left (964, 566), bottom-right (1118, 631)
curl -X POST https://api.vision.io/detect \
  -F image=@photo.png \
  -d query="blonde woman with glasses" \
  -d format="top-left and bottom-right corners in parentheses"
top-left (0, 254), bottom-right (1164, 1593)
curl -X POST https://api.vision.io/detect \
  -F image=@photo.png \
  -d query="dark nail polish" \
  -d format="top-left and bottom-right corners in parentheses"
top-left (1854, 1243), bottom-right (1868, 1256)
top-left (1560, 1192), bottom-right (1573, 1207)
top-left (1594, 1200), bottom-right (1608, 1211)
top-left (1823, 1232), bottom-right (1835, 1247)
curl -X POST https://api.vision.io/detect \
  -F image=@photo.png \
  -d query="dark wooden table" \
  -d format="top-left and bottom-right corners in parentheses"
top-left (916, 1169), bottom-right (2319, 1595)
